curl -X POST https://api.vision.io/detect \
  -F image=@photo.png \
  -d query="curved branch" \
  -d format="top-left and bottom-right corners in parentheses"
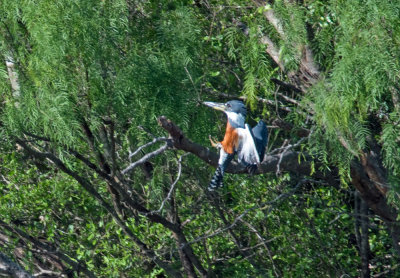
top-left (157, 116), bottom-right (338, 185)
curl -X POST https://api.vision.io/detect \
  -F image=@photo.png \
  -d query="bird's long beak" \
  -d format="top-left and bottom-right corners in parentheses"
top-left (203, 101), bottom-right (226, 112)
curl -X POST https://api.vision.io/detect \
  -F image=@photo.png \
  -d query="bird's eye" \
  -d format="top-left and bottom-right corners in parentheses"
top-left (226, 103), bottom-right (231, 108)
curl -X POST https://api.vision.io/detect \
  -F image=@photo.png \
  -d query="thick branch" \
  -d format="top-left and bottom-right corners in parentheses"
top-left (5, 58), bottom-right (20, 98)
top-left (260, 35), bottom-right (285, 71)
top-left (251, 2), bottom-right (321, 90)
top-left (157, 116), bottom-right (337, 184)
top-left (360, 197), bottom-right (371, 278)
top-left (350, 161), bottom-right (397, 223)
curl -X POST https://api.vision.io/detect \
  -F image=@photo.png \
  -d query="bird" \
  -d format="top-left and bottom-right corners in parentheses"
top-left (203, 100), bottom-right (268, 192)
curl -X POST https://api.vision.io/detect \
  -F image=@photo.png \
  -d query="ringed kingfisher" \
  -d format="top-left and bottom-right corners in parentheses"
top-left (203, 100), bottom-right (268, 191)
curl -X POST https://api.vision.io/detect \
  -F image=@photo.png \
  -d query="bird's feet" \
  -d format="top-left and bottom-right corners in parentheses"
top-left (246, 164), bottom-right (258, 175)
top-left (209, 135), bottom-right (221, 149)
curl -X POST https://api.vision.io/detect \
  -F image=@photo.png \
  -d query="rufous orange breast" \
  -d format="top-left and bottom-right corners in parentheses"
top-left (220, 121), bottom-right (239, 154)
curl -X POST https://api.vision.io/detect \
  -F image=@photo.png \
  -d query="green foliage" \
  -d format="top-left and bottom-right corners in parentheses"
top-left (1, 0), bottom-right (400, 277)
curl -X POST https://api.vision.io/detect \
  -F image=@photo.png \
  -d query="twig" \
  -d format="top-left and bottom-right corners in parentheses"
top-left (240, 220), bottom-right (281, 276)
top-left (276, 139), bottom-right (289, 175)
top-left (150, 153), bottom-right (189, 215)
top-left (122, 142), bottom-right (170, 175)
top-left (183, 180), bottom-right (305, 248)
top-left (129, 137), bottom-right (168, 159)
top-left (33, 266), bottom-right (63, 277)
top-left (277, 92), bottom-right (301, 106)
top-left (269, 135), bottom-right (308, 155)
top-left (0, 174), bottom-right (10, 185)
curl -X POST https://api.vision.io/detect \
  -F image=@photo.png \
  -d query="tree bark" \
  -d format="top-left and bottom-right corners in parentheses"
top-left (360, 196), bottom-right (371, 278)
top-left (355, 192), bottom-right (371, 278)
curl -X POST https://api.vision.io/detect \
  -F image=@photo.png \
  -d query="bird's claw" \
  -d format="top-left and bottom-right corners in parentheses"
top-left (209, 135), bottom-right (221, 149)
top-left (246, 164), bottom-right (258, 175)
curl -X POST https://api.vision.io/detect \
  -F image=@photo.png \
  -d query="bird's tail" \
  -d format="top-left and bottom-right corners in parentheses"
top-left (208, 152), bottom-right (233, 192)
top-left (208, 166), bottom-right (224, 191)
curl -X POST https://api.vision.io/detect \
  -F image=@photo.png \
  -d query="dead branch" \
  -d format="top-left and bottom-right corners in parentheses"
top-left (150, 153), bottom-right (188, 215)
top-left (122, 142), bottom-right (170, 175)
top-left (129, 137), bottom-right (168, 159)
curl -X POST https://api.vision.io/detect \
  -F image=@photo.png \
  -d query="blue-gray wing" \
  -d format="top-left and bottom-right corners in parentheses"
top-left (251, 120), bottom-right (268, 162)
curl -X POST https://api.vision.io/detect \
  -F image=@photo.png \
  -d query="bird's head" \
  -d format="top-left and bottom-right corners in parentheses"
top-left (203, 100), bottom-right (247, 127)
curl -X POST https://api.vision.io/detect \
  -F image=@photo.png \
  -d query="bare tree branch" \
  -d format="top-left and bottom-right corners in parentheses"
top-left (260, 35), bottom-right (285, 72)
top-left (4, 57), bottom-right (20, 98)
top-left (122, 142), bottom-right (170, 175)
top-left (129, 137), bottom-right (168, 159)
top-left (14, 139), bottom-right (183, 277)
top-left (150, 153), bottom-right (188, 215)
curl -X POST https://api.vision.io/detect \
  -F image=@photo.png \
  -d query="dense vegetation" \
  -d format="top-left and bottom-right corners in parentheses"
top-left (1, 0), bottom-right (400, 277)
